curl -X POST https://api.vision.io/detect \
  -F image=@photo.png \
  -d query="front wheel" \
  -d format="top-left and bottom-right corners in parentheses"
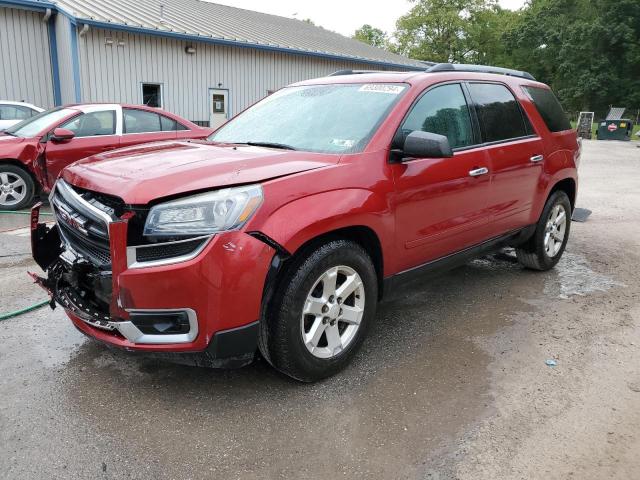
top-left (259, 239), bottom-right (378, 382)
top-left (0, 164), bottom-right (35, 211)
top-left (516, 190), bottom-right (571, 271)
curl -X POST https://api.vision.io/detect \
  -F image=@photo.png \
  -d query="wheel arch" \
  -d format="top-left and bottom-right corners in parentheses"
top-left (0, 159), bottom-right (40, 192)
top-left (548, 177), bottom-right (577, 211)
top-left (256, 224), bottom-right (386, 321)
top-left (293, 225), bottom-right (384, 300)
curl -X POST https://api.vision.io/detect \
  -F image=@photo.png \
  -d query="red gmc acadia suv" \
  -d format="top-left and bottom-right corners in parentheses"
top-left (31, 64), bottom-right (579, 382)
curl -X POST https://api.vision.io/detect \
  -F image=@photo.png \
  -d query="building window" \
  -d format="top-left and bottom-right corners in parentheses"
top-left (142, 83), bottom-right (162, 108)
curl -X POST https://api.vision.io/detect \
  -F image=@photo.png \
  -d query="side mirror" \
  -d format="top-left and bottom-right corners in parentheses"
top-left (51, 128), bottom-right (75, 143)
top-left (399, 131), bottom-right (453, 161)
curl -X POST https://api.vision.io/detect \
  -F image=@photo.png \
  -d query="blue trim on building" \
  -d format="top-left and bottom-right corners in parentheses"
top-left (47, 14), bottom-right (62, 106)
top-left (0, 0), bottom-right (423, 71)
top-left (0, 0), bottom-right (54, 11)
top-left (68, 20), bottom-right (82, 102)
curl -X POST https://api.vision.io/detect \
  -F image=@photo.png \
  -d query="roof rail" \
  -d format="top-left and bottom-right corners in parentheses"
top-left (426, 63), bottom-right (536, 81)
top-left (328, 69), bottom-right (386, 76)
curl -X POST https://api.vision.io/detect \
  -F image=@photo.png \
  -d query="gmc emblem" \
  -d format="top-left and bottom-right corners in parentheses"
top-left (57, 208), bottom-right (88, 235)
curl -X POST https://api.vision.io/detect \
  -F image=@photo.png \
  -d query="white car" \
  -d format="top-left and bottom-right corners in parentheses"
top-left (0, 101), bottom-right (44, 130)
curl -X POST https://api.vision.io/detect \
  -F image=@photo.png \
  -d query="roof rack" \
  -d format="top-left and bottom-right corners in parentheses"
top-left (426, 63), bottom-right (536, 81)
top-left (328, 69), bottom-right (386, 76)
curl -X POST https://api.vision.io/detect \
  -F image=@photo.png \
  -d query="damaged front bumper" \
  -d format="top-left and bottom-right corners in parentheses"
top-left (30, 182), bottom-right (276, 368)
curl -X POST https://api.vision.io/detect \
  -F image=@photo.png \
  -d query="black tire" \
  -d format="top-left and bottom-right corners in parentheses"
top-left (259, 239), bottom-right (378, 382)
top-left (516, 190), bottom-right (572, 271)
top-left (0, 164), bottom-right (35, 211)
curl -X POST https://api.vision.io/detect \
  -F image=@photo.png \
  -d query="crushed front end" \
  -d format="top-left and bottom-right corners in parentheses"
top-left (31, 179), bottom-right (275, 368)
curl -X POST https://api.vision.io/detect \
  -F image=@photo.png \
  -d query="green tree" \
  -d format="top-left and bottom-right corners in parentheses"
top-left (503, 0), bottom-right (640, 114)
top-left (464, 4), bottom-right (519, 65)
top-left (393, 0), bottom-right (494, 62)
top-left (353, 24), bottom-right (388, 49)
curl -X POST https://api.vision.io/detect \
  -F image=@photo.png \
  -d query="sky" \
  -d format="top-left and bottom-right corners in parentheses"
top-left (208, 0), bottom-right (527, 37)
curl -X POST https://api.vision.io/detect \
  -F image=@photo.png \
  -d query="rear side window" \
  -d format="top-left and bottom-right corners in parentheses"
top-left (160, 115), bottom-right (177, 131)
top-left (523, 86), bottom-right (571, 132)
top-left (124, 109), bottom-right (162, 133)
top-left (400, 83), bottom-right (474, 149)
top-left (468, 83), bottom-right (530, 143)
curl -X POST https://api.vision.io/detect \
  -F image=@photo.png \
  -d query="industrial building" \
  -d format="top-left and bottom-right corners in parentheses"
top-left (0, 0), bottom-right (424, 126)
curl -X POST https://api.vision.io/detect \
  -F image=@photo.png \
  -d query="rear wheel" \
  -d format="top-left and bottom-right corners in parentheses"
top-left (516, 190), bottom-right (571, 271)
top-left (0, 164), bottom-right (35, 211)
top-left (259, 239), bottom-right (377, 382)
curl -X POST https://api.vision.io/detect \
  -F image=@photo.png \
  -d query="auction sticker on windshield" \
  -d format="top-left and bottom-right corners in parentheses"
top-left (358, 84), bottom-right (405, 94)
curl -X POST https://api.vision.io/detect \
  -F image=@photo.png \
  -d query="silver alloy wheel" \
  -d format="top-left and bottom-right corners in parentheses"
top-left (544, 203), bottom-right (567, 257)
top-left (301, 265), bottom-right (365, 359)
top-left (0, 171), bottom-right (27, 207)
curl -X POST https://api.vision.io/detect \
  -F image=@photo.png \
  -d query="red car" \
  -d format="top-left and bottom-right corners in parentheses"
top-left (31, 64), bottom-right (579, 382)
top-left (0, 104), bottom-right (212, 210)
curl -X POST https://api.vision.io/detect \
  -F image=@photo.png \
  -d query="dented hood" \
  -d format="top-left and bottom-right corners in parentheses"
top-left (0, 134), bottom-right (26, 145)
top-left (63, 140), bottom-right (338, 204)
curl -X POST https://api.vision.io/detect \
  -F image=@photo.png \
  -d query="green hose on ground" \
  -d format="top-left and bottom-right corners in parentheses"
top-left (0, 210), bottom-right (53, 216)
top-left (0, 209), bottom-right (54, 318)
top-left (0, 210), bottom-right (53, 319)
top-left (0, 300), bottom-right (50, 321)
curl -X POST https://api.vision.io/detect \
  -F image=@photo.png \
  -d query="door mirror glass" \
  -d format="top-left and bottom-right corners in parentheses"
top-left (51, 128), bottom-right (76, 143)
top-left (402, 131), bottom-right (453, 159)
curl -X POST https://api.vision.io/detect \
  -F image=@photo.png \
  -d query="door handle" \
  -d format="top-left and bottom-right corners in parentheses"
top-left (468, 167), bottom-right (489, 177)
top-left (530, 154), bottom-right (544, 163)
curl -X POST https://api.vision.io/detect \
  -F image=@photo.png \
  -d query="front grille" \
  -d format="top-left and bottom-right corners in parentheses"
top-left (52, 180), bottom-right (208, 269)
top-left (135, 237), bottom-right (207, 263)
top-left (58, 221), bottom-right (111, 266)
top-left (52, 181), bottom-right (114, 269)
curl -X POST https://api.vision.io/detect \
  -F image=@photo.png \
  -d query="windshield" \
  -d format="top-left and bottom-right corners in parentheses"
top-left (4, 107), bottom-right (75, 138)
top-left (209, 83), bottom-right (408, 154)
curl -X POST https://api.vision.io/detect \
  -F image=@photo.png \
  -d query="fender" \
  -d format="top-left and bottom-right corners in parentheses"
top-left (527, 149), bottom-right (578, 223)
top-left (254, 188), bottom-right (397, 275)
top-left (0, 137), bottom-right (45, 181)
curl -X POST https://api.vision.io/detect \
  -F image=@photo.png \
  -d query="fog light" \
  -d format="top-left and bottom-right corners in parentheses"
top-left (130, 311), bottom-right (191, 335)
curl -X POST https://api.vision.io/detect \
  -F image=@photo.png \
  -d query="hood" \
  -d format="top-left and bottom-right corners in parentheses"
top-left (0, 134), bottom-right (26, 145)
top-left (63, 140), bottom-right (339, 204)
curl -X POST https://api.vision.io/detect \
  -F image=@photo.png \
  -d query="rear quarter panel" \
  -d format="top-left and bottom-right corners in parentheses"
top-left (512, 82), bottom-right (579, 222)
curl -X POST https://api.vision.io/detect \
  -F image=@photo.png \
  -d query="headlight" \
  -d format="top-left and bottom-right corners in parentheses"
top-left (143, 184), bottom-right (263, 237)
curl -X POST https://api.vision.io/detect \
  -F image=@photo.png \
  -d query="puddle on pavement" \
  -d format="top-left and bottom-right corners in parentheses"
top-left (43, 250), bottom-right (546, 479)
top-left (7, 246), bottom-right (618, 478)
top-left (544, 252), bottom-right (625, 299)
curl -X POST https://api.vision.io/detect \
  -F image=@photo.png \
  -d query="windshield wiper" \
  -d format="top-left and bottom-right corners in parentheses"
top-left (245, 141), bottom-right (297, 151)
top-left (2, 130), bottom-right (16, 137)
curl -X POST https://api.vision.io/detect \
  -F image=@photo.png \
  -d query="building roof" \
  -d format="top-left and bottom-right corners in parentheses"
top-left (46, 0), bottom-right (425, 69)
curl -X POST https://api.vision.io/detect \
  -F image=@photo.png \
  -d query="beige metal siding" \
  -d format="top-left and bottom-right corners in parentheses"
top-left (78, 27), bottom-right (409, 123)
top-left (0, 7), bottom-right (54, 108)
top-left (54, 13), bottom-right (76, 104)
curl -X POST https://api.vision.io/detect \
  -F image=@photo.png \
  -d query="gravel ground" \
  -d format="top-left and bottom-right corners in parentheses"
top-left (0, 140), bottom-right (638, 479)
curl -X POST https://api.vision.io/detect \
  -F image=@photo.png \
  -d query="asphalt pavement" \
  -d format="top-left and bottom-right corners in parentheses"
top-left (1, 140), bottom-right (639, 479)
